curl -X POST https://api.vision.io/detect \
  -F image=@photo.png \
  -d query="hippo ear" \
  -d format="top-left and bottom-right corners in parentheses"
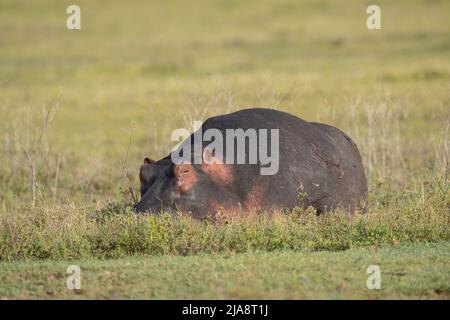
top-left (173, 163), bottom-right (197, 194)
top-left (144, 157), bottom-right (154, 164)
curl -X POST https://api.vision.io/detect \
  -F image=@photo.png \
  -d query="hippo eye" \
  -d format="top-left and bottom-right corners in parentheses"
top-left (173, 164), bottom-right (192, 177)
top-left (180, 168), bottom-right (190, 175)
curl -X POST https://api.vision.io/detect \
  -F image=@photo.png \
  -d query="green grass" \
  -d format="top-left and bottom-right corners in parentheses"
top-left (0, 0), bottom-right (449, 299)
top-left (0, 178), bottom-right (448, 261)
top-left (1, 242), bottom-right (449, 299)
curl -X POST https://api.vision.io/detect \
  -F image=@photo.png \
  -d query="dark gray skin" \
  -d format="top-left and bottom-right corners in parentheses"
top-left (135, 108), bottom-right (368, 217)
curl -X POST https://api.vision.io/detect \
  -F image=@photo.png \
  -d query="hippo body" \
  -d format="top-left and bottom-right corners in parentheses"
top-left (135, 108), bottom-right (367, 217)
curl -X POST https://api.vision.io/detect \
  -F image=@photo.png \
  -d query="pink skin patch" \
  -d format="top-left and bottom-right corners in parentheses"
top-left (201, 162), bottom-right (234, 186)
top-left (208, 182), bottom-right (267, 218)
top-left (173, 163), bottom-right (197, 194)
top-left (244, 183), bottom-right (266, 212)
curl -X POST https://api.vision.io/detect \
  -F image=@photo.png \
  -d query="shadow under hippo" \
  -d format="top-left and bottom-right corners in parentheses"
top-left (135, 108), bottom-right (368, 218)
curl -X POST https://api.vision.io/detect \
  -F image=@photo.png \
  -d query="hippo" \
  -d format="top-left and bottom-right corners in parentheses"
top-left (135, 108), bottom-right (367, 217)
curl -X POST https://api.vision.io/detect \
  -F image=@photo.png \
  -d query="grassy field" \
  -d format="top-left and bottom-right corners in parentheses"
top-left (0, 0), bottom-right (449, 299)
top-left (1, 242), bottom-right (449, 299)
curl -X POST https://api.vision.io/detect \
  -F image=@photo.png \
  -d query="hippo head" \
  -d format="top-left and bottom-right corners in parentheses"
top-left (134, 154), bottom-right (238, 217)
